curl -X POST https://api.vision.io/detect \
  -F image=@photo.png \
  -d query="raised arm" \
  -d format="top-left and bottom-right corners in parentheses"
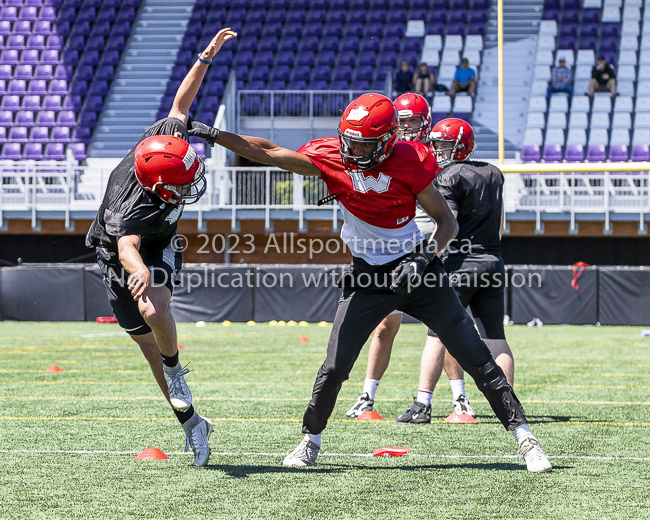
top-left (168, 28), bottom-right (237, 125)
top-left (215, 131), bottom-right (322, 177)
top-left (416, 183), bottom-right (459, 254)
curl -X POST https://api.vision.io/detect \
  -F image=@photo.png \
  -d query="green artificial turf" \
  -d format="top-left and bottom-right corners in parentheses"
top-left (0, 322), bottom-right (649, 519)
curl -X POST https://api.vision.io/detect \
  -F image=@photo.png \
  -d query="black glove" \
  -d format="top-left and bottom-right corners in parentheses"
top-left (187, 117), bottom-right (220, 147)
top-left (390, 252), bottom-right (429, 295)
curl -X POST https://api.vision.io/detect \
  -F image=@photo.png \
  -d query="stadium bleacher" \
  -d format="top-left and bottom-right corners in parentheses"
top-left (0, 0), bottom-right (140, 161)
top-left (523, 0), bottom-right (648, 163)
top-left (158, 0), bottom-right (490, 124)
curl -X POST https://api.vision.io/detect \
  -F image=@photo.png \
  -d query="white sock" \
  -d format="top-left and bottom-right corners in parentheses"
top-left (416, 388), bottom-right (433, 406)
top-left (449, 379), bottom-right (466, 401)
top-left (304, 433), bottom-right (321, 447)
top-left (363, 378), bottom-right (381, 400)
top-left (512, 424), bottom-right (535, 445)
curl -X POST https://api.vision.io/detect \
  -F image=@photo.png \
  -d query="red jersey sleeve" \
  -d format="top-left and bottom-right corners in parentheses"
top-left (297, 137), bottom-right (341, 181)
top-left (411, 142), bottom-right (440, 194)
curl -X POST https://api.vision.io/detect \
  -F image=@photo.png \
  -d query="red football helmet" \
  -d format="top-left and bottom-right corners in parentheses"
top-left (134, 135), bottom-right (206, 204)
top-left (429, 118), bottom-right (475, 168)
top-left (338, 93), bottom-right (399, 171)
top-left (394, 93), bottom-right (432, 143)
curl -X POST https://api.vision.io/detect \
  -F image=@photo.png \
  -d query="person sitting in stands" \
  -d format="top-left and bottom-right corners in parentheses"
top-left (395, 60), bottom-right (413, 95)
top-left (588, 55), bottom-right (616, 99)
top-left (412, 62), bottom-right (447, 97)
top-left (449, 58), bottom-right (477, 101)
top-left (546, 57), bottom-right (573, 105)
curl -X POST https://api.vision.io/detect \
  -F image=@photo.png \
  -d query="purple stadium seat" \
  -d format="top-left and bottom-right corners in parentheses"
top-left (360, 39), bottom-right (380, 53)
top-left (69, 81), bottom-right (88, 97)
top-left (1, 49), bottom-right (20, 65)
top-left (79, 50), bottom-right (100, 67)
top-left (54, 64), bottom-right (73, 80)
top-left (62, 95), bottom-right (82, 111)
top-left (41, 49), bottom-right (60, 65)
top-left (0, 65), bottom-right (11, 80)
top-left (355, 66), bottom-right (374, 82)
top-left (297, 51), bottom-right (315, 66)
top-left (67, 36), bottom-right (86, 52)
top-left (269, 65), bottom-right (290, 83)
top-left (0, 79), bottom-right (4, 95)
top-left (542, 144), bottom-right (563, 162)
top-left (97, 8), bottom-right (117, 24)
top-left (601, 23), bottom-right (619, 38)
top-left (113, 21), bottom-right (134, 38)
top-left (310, 80), bottom-right (328, 90)
top-left (67, 142), bottom-right (86, 161)
top-left (0, 95), bottom-right (19, 113)
top-left (372, 78), bottom-right (386, 90)
top-left (312, 66), bottom-right (330, 82)
top-left (15, 64), bottom-right (34, 80)
top-left (57, 7), bottom-right (77, 24)
top-left (0, 110), bottom-right (12, 127)
top-left (470, 10), bottom-right (489, 24)
top-left (334, 65), bottom-right (353, 82)
top-left (21, 95), bottom-right (42, 111)
top-left (631, 144), bottom-right (650, 162)
top-left (338, 51), bottom-right (357, 67)
top-left (301, 36), bottom-right (319, 52)
top-left (36, 110), bottom-right (56, 127)
top-left (385, 23), bottom-right (405, 38)
top-left (32, 20), bottom-right (52, 34)
top-left (86, 36), bottom-right (106, 53)
top-left (40, 6), bottom-right (58, 21)
top-left (95, 65), bottom-right (114, 82)
top-left (250, 66), bottom-right (270, 82)
top-left (234, 50), bottom-right (254, 66)
top-left (358, 52), bottom-right (377, 67)
top-left (88, 81), bottom-right (108, 97)
top-left (247, 80), bottom-right (266, 90)
top-left (44, 142), bottom-right (65, 160)
top-left (542, 8), bottom-right (559, 21)
top-left (234, 65), bottom-right (249, 81)
top-left (213, 50), bottom-right (233, 66)
top-left (30, 126), bottom-right (50, 143)
top-left (368, 11), bottom-right (386, 25)
top-left (48, 79), bottom-right (68, 95)
top-left (578, 36), bottom-right (596, 50)
top-left (267, 80), bottom-right (285, 90)
top-left (352, 80), bottom-right (370, 90)
top-left (609, 144), bottom-right (628, 162)
top-left (7, 34), bottom-right (26, 50)
top-left (54, 21), bottom-right (71, 37)
top-left (447, 22), bottom-right (467, 35)
top-left (20, 6), bottom-right (39, 20)
top-left (32, 64), bottom-right (53, 80)
top-left (561, 9), bottom-right (579, 24)
top-left (467, 22), bottom-right (486, 35)
top-left (106, 36), bottom-right (126, 52)
top-left (521, 144), bottom-right (541, 162)
top-left (8, 126), bottom-right (29, 143)
top-left (1, 7), bottom-right (19, 22)
top-left (316, 51), bottom-right (336, 67)
top-left (72, 127), bottom-right (91, 143)
top-left (91, 22), bottom-right (112, 37)
top-left (79, 112), bottom-right (97, 128)
top-left (0, 21), bottom-right (11, 36)
top-left (259, 36), bottom-right (279, 53)
top-left (450, 11), bottom-right (468, 24)
top-left (42, 95), bottom-right (62, 111)
top-left (599, 37), bottom-right (618, 52)
top-left (76, 7), bottom-right (96, 25)
top-left (275, 52), bottom-right (295, 67)
top-left (76, 65), bottom-right (95, 82)
top-left (8, 80), bottom-right (27, 95)
top-left (279, 36), bottom-right (299, 53)
top-left (557, 36), bottom-right (576, 50)
top-left (27, 34), bottom-right (47, 50)
top-left (286, 10), bottom-right (306, 24)
top-left (288, 80), bottom-right (307, 90)
top-left (199, 96), bottom-right (221, 112)
top-left (2, 143), bottom-right (23, 160)
top-left (564, 144), bottom-right (584, 162)
top-left (340, 37), bottom-right (360, 52)
top-left (12, 110), bottom-right (34, 126)
top-left (581, 23), bottom-right (598, 38)
top-left (586, 144), bottom-right (606, 162)
top-left (559, 22), bottom-right (577, 37)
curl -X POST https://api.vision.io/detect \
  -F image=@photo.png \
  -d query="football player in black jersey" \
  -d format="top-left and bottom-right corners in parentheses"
top-left (85, 28), bottom-right (236, 467)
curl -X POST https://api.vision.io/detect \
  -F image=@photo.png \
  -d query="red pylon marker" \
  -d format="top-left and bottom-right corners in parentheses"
top-left (134, 447), bottom-right (170, 460)
top-left (46, 365), bottom-right (63, 373)
top-left (373, 447), bottom-right (410, 457)
top-left (357, 410), bottom-right (384, 420)
top-left (178, 344), bottom-right (185, 350)
top-left (298, 336), bottom-right (309, 342)
top-left (444, 412), bottom-right (478, 424)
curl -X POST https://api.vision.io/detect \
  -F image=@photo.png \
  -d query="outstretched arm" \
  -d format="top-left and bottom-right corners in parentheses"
top-left (215, 131), bottom-right (322, 177)
top-left (168, 27), bottom-right (237, 125)
top-left (416, 183), bottom-right (459, 255)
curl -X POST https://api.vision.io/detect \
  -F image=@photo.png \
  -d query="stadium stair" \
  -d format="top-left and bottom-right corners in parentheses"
top-left (472, 0), bottom-right (543, 158)
top-left (88, 0), bottom-right (194, 158)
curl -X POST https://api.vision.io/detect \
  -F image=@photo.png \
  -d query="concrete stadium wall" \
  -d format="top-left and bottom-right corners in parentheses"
top-left (1, 264), bottom-right (649, 326)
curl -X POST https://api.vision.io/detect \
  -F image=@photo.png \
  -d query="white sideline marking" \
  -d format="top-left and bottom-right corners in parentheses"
top-left (0, 449), bottom-right (647, 461)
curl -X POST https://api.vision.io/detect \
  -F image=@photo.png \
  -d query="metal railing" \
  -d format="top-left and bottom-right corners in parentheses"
top-left (2, 166), bottom-right (649, 232)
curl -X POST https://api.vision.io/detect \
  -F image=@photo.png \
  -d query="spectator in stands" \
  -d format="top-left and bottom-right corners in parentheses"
top-left (395, 60), bottom-right (413, 95)
top-left (449, 58), bottom-right (476, 101)
top-left (546, 57), bottom-right (573, 105)
top-left (588, 55), bottom-right (616, 99)
top-left (411, 62), bottom-right (447, 98)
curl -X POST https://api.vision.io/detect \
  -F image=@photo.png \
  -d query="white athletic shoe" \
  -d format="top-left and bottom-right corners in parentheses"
top-left (518, 438), bottom-right (552, 473)
top-left (184, 416), bottom-right (213, 467)
top-left (346, 392), bottom-right (374, 418)
top-left (164, 363), bottom-right (193, 411)
top-left (453, 395), bottom-right (476, 417)
top-left (282, 439), bottom-right (320, 467)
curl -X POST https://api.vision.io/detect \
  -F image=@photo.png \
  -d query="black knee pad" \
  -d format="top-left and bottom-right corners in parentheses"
top-left (473, 358), bottom-right (509, 392)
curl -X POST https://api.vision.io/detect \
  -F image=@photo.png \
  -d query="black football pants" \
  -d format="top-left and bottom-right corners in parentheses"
top-left (302, 260), bottom-right (527, 435)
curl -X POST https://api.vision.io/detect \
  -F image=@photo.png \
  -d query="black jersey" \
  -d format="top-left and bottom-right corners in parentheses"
top-left (433, 160), bottom-right (504, 255)
top-left (85, 117), bottom-right (190, 257)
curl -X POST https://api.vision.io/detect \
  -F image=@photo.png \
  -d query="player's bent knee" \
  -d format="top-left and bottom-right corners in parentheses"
top-left (472, 359), bottom-right (509, 392)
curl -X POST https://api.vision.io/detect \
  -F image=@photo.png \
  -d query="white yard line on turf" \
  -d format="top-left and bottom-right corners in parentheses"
top-left (0, 449), bottom-right (648, 461)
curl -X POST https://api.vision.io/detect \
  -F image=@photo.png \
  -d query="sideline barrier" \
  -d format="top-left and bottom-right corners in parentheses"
top-left (0, 264), bottom-right (648, 326)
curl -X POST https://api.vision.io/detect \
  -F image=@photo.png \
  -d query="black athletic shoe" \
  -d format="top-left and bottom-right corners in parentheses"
top-left (396, 399), bottom-right (431, 424)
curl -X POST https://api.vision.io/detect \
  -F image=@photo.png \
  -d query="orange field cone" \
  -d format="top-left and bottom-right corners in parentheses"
top-left (444, 412), bottom-right (478, 424)
top-left (373, 447), bottom-right (410, 457)
top-left (298, 336), bottom-right (309, 342)
top-left (357, 410), bottom-right (384, 420)
top-left (134, 447), bottom-right (170, 460)
top-left (178, 344), bottom-right (185, 350)
top-left (96, 317), bottom-right (118, 323)
top-left (46, 365), bottom-right (63, 373)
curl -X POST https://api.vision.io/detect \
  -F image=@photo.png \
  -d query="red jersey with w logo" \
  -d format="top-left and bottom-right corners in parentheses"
top-left (298, 137), bottom-right (439, 229)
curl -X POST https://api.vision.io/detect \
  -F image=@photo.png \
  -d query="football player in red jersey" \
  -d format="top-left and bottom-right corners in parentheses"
top-left (211, 93), bottom-right (551, 473)
top-left (346, 94), bottom-right (479, 425)
top-left (85, 28), bottom-right (237, 467)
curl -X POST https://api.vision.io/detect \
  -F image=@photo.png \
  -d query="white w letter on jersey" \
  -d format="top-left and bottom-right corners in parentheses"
top-left (347, 170), bottom-right (391, 194)
top-left (165, 205), bottom-right (183, 224)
